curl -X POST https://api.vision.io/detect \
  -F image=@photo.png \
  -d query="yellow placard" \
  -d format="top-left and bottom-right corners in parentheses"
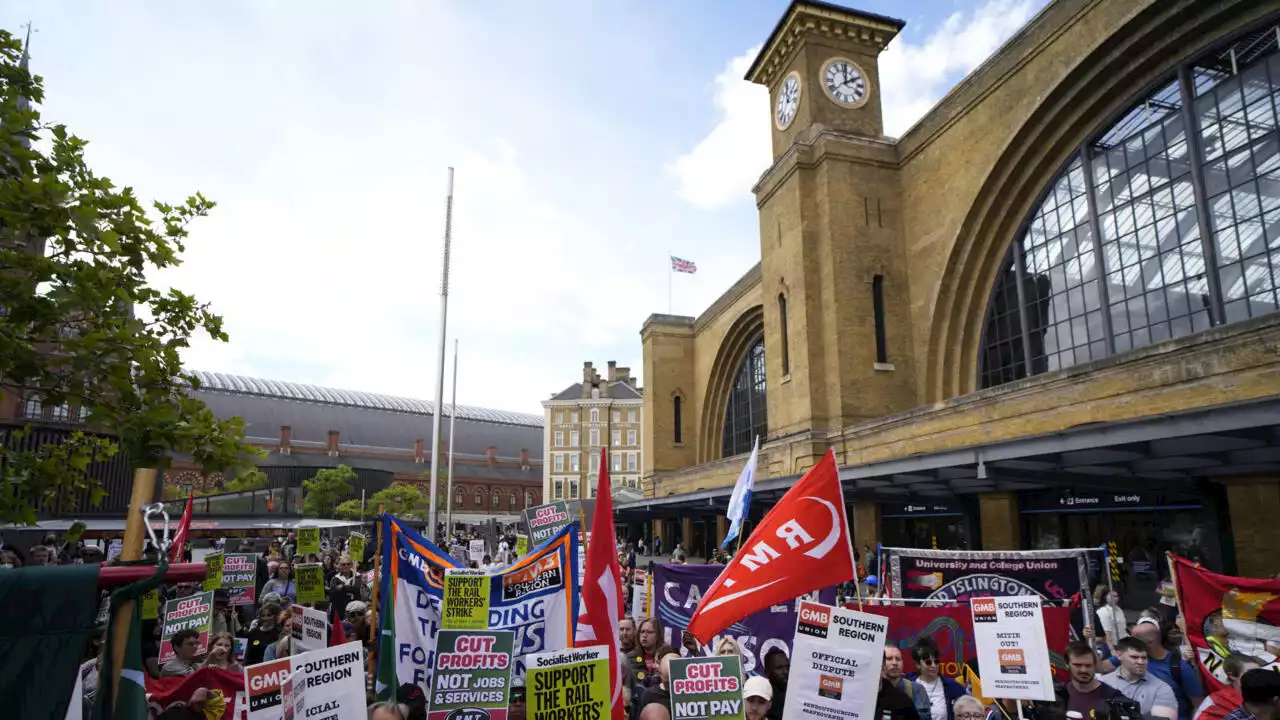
top-left (515, 537), bottom-right (528, 558)
top-left (141, 588), bottom-right (160, 620)
top-left (348, 533), bottom-right (365, 561)
top-left (442, 569), bottom-right (490, 630)
top-left (203, 552), bottom-right (224, 592)
top-left (295, 563), bottom-right (325, 604)
top-left (296, 527), bottom-right (320, 556)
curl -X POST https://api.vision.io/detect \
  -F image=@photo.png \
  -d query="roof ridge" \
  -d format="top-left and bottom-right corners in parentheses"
top-left (189, 370), bottom-right (544, 428)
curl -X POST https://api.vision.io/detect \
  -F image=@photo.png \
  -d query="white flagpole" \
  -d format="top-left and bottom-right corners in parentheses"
top-left (667, 251), bottom-right (672, 314)
top-left (428, 168), bottom-right (455, 543)
top-left (445, 338), bottom-right (459, 534)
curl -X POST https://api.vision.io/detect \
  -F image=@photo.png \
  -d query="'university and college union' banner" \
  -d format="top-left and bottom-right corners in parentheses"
top-left (1171, 553), bottom-right (1280, 691)
top-left (652, 562), bottom-right (837, 675)
top-left (884, 547), bottom-right (1092, 608)
top-left (377, 514), bottom-right (579, 695)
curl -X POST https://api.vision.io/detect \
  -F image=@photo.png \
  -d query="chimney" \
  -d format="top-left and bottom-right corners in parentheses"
top-left (486, 446), bottom-right (497, 466)
top-left (616, 366), bottom-right (631, 383)
top-left (519, 448), bottom-right (530, 469)
top-left (326, 430), bottom-right (339, 457)
top-left (607, 361), bottom-right (617, 383)
top-left (278, 426), bottom-right (292, 455)
top-left (413, 438), bottom-right (425, 464)
top-left (582, 361), bottom-right (594, 383)
top-left (627, 377), bottom-right (637, 389)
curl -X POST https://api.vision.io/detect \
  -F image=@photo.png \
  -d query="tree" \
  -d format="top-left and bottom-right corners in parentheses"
top-left (369, 484), bottom-right (426, 518)
top-left (333, 499), bottom-right (364, 521)
top-left (224, 468), bottom-right (267, 493)
top-left (302, 465), bottom-right (355, 518)
top-left (0, 30), bottom-right (260, 524)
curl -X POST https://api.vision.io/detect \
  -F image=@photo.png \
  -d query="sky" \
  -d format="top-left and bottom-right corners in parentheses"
top-left (0, 0), bottom-right (1047, 416)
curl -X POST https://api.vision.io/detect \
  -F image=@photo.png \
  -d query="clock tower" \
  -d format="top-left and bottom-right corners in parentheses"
top-left (746, 1), bottom-right (917, 474)
top-left (746, 1), bottom-right (903, 159)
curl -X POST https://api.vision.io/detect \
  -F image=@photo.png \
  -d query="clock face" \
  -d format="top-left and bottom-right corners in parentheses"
top-left (823, 57), bottom-right (869, 107)
top-left (775, 72), bottom-right (801, 130)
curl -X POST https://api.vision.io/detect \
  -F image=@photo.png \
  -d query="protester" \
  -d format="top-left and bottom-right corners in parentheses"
top-left (635, 650), bottom-right (680, 719)
top-left (396, 683), bottom-right (427, 720)
top-left (1195, 654), bottom-right (1264, 720)
top-left (1108, 619), bottom-right (1204, 720)
top-left (160, 629), bottom-right (202, 677)
top-left (908, 637), bottom-right (969, 720)
top-left (619, 616), bottom-right (638, 656)
top-left (885, 644), bottom-right (932, 720)
top-left (202, 632), bottom-right (243, 673)
top-left (1229, 669), bottom-right (1280, 720)
top-left (764, 647), bottom-right (789, 720)
top-left (329, 554), bottom-right (362, 617)
top-left (368, 702), bottom-right (407, 720)
top-left (262, 562), bottom-right (297, 606)
top-left (744, 676), bottom-right (773, 720)
top-left (1096, 589), bottom-right (1128, 654)
top-left (1100, 637), bottom-right (1179, 720)
top-left (509, 681), bottom-right (527, 720)
top-left (953, 697), bottom-right (984, 720)
top-left (245, 601), bottom-right (282, 665)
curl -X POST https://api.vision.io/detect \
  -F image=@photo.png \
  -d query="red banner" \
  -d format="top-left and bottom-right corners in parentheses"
top-left (851, 603), bottom-right (1074, 682)
top-left (146, 666), bottom-right (244, 720)
top-left (1170, 554), bottom-right (1280, 692)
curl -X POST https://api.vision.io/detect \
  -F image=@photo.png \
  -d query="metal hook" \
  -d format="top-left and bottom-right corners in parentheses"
top-left (142, 502), bottom-right (171, 555)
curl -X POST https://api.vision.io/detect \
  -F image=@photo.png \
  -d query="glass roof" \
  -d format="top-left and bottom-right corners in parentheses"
top-left (189, 370), bottom-right (544, 428)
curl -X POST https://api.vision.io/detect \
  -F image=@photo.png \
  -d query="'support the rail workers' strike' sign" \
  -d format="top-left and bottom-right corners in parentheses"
top-left (669, 655), bottom-right (746, 720)
top-left (442, 568), bottom-right (491, 630)
top-left (429, 630), bottom-right (515, 720)
top-left (783, 601), bottom-right (887, 720)
top-left (524, 501), bottom-right (572, 546)
top-left (527, 645), bottom-right (610, 720)
top-left (970, 596), bottom-right (1054, 701)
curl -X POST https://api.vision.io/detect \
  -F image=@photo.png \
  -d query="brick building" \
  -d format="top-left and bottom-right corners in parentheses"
top-left (540, 361), bottom-right (644, 504)
top-left (624, 0), bottom-right (1280, 584)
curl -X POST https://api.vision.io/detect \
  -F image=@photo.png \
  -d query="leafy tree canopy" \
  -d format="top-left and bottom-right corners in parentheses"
top-left (0, 29), bottom-right (259, 524)
top-left (302, 465), bottom-right (355, 518)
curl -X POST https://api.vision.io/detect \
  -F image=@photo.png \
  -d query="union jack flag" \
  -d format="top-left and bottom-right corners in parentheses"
top-left (670, 255), bottom-right (697, 274)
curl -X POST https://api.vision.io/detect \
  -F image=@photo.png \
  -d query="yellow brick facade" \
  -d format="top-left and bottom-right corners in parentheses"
top-left (637, 0), bottom-right (1280, 574)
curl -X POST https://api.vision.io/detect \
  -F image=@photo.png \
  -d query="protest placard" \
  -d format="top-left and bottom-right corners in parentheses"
top-left (970, 596), bottom-right (1054, 701)
top-left (783, 601), bottom-right (887, 720)
top-left (221, 553), bottom-right (258, 606)
top-left (429, 630), bottom-right (514, 720)
top-left (297, 527), bottom-right (320, 556)
top-left (669, 655), bottom-right (746, 719)
top-left (632, 568), bottom-right (649, 618)
top-left (347, 533), bottom-right (365, 561)
top-left (204, 552), bottom-right (225, 592)
top-left (288, 642), bottom-right (366, 720)
top-left (516, 537), bottom-right (528, 558)
top-left (281, 669), bottom-right (297, 720)
top-left (140, 587), bottom-right (160, 620)
top-left (290, 666), bottom-right (308, 720)
top-left (289, 604), bottom-right (328, 654)
top-left (244, 658), bottom-right (292, 720)
top-left (160, 591), bottom-right (215, 663)
top-left (527, 646), bottom-right (609, 720)
top-left (469, 539), bottom-right (486, 563)
top-left (294, 563), bottom-right (325, 604)
top-left (442, 568), bottom-right (490, 630)
top-left (524, 501), bottom-right (572, 546)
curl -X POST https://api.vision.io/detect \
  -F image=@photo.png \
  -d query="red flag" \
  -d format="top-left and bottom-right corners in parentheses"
top-left (170, 493), bottom-right (194, 563)
top-left (574, 449), bottom-right (626, 720)
top-left (687, 449), bottom-right (854, 644)
top-left (1170, 553), bottom-right (1280, 691)
top-left (146, 666), bottom-right (243, 719)
top-left (331, 606), bottom-right (348, 647)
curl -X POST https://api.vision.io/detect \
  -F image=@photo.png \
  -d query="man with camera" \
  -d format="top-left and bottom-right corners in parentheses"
top-left (1063, 641), bottom-right (1146, 720)
top-left (1100, 637), bottom-right (1179, 720)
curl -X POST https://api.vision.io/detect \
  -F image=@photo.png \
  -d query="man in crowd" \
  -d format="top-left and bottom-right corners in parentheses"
top-left (907, 637), bottom-right (968, 720)
top-left (884, 644), bottom-right (932, 720)
top-left (160, 629), bottom-right (202, 677)
top-left (1196, 653), bottom-right (1264, 720)
top-left (1131, 618), bottom-right (1204, 720)
top-left (1064, 641), bottom-right (1139, 719)
top-left (619, 616), bottom-right (638, 656)
top-left (764, 648), bottom-right (789, 720)
top-left (1226, 669), bottom-right (1280, 720)
top-left (744, 676), bottom-right (773, 720)
top-left (1101, 637), bottom-right (1179, 719)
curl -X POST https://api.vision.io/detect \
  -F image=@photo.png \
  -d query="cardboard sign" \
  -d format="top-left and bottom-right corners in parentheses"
top-left (669, 655), bottom-right (746, 719)
top-left (469, 539), bottom-right (487, 563)
top-left (290, 604), bottom-right (328, 654)
top-left (527, 646), bottom-right (610, 720)
top-left (140, 588), bottom-right (160, 620)
top-left (244, 658), bottom-right (292, 720)
top-left (288, 642), bottom-right (366, 720)
top-left (783, 601), bottom-right (886, 720)
top-left (524, 501), bottom-right (572, 546)
top-left (159, 591), bottom-right (215, 664)
top-left (516, 537), bottom-right (528, 558)
top-left (347, 533), bottom-right (365, 561)
top-left (632, 568), bottom-right (649, 619)
top-left (296, 527), bottom-right (320, 556)
top-left (221, 553), bottom-right (258, 606)
top-left (204, 552), bottom-right (225, 592)
top-left (429, 630), bottom-right (515, 720)
top-left (442, 568), bottom-right (490, 630)
top-left (970, 596), bottom-right (1054, 701)
top-left (294, 563), bottom-right (325, 604)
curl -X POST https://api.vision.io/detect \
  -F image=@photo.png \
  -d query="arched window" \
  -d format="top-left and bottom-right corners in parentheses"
top-left (454, 488), bottom-right (464, 506)
top-left (508, 492), bottom-right (517, 510)
top-left (979, 25), bottom-right (1280, 388)
top-left (491, 489), bottom-right (500, 508)
top-left (722, 336), bottom-right (767, 457)
top-left (474, 489), bottom-right (483, 507)
top-left (590, 408), bottom-right (598, 422)
top-left (525, 491), bottom-right (534, 507)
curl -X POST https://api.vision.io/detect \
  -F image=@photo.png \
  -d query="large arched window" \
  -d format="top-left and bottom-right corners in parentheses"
top-left (722, 336), bottom-right (767, 457)
top-left (979, 23), bottom-right (1280, 388)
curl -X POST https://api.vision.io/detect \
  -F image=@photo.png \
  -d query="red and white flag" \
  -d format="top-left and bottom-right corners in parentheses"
top-left (574, 449), bottom-right (626, 720)
top-left (169, 493), bottom-right (194, 563)
top-left (687, 449), bottom-right (855, 644)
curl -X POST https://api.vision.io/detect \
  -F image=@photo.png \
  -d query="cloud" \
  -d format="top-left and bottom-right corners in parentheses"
top-left (880, 0), bottom-right (1039, 136)
top-left (669, 0), bottom-right (1040, 210)
top-left (667, 46), bottom-right (771, 211)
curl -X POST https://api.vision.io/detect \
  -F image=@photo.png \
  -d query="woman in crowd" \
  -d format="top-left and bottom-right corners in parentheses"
top-left (264, 607), bottom-right (294, 661)
top-left (244, 602), bottom-right (282, 666)
top-left (262, 562), bottom-right (297, 606)
top-left (329, 554), bottom-right (363, 616)
top-left (202, 632), bottom-right (243, 673)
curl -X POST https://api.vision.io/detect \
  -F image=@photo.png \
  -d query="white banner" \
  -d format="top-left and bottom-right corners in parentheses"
top-left (783, 601), bottom-right (886, 720)
top-left (288, 642), bottom-right (366, 720)
top-left (970, 596), bottom-right (1054, 701)
top-left (632, 569), bottom-right (648, 619)
top-left (469, 539), bottom-right (486, 563)
top-left (290, 604), bottom-right (328, 654)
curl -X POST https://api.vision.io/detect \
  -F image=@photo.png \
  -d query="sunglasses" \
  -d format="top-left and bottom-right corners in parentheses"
top-left (510, 688), bottom-right (526, 702)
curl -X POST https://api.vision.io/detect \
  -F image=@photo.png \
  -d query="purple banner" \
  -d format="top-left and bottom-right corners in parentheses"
top-left (650, 563), bottom-right (838, 675)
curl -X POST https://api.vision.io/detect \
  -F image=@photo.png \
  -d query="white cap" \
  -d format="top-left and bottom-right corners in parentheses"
top-left (744, 676), bottom-right (773, 701)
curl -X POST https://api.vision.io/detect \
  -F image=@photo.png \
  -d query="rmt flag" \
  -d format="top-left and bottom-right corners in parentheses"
top-left (687, 449), bottom-right (854, 644)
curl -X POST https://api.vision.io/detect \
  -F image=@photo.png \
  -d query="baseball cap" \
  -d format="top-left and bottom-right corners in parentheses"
top-left (744, 676), bottom-right (773, 701)
top-left (397, 683), bottom-right (427, 709)
top-left (1242, 668), bottom-right (1280, 703)
top-left (345, 600), bottom-right (368, 615)
top-left (866, 575), bottom-right (878, 587)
